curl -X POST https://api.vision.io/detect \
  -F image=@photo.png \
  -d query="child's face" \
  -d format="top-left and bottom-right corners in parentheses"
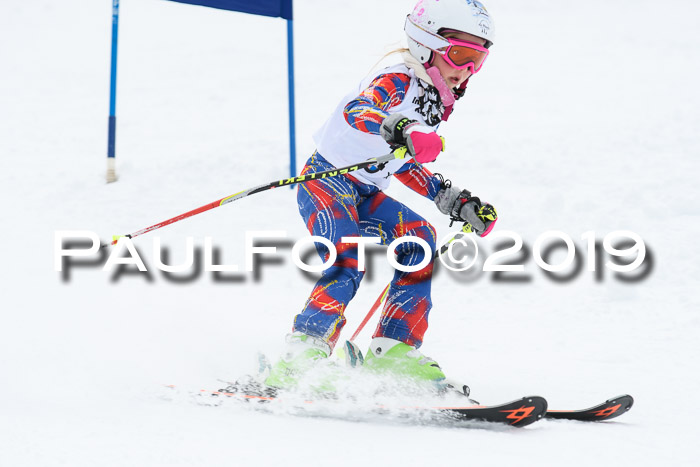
top-left (433, 31), bottom-right (487, 88)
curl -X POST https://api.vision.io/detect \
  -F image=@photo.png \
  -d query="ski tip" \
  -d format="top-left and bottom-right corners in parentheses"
top-left (505, 396), bottom-right (548, 427)
top-left (451, 395), bottom-right (548, 428)
top-left (546, 394), bottom-right (634, 422)
top-left (601, 394), bottom-right (634, 420)
top-left (582, 394), bottom-right (634, 422)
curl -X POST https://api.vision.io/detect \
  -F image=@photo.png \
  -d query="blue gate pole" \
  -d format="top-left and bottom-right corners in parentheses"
top-left (287, 18), bottom-right (296, 184)
top-left (107, 0), bottom-right (120, 182)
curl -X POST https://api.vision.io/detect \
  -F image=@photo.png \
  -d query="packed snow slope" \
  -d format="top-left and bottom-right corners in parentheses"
top-left (1, 0), bottom-right (699, 465)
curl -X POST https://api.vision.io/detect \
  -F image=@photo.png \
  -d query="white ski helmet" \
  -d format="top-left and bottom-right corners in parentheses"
top-left (405, 0), bottom-right (495, 64)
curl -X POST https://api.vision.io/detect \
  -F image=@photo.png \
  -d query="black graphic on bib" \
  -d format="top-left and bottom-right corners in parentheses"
top-left (412, 79), bottom-right (445, 126)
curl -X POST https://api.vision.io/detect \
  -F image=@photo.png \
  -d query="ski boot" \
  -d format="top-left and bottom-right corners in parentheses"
top-left (264, 332), bottom-right (332, 391)
top-left (364, 337), bottom-right (447, 391)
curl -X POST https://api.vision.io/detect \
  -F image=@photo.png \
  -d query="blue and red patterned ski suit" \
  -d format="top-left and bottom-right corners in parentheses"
top-left (293, 72), bottom-right (445, 350)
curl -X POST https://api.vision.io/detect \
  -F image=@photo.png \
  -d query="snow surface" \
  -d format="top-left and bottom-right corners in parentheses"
top-left (1, 0), bottom-right (700, 465)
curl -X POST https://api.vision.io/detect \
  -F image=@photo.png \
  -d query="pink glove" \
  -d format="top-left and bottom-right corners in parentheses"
top-left (404, 124), bottom-right (444, 163)
top-left (380, 113), bottom-right (444, 163)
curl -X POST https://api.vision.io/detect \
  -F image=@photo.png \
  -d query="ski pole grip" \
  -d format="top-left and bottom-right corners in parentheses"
top-left (393, 146), bottom-right (409, 159)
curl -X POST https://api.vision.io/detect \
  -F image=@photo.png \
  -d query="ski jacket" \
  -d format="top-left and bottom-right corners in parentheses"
top-left (313, 62), bottom-right (449, 199)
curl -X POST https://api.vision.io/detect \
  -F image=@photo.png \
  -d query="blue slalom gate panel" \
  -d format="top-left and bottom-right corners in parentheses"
top-left (108, 0), bottom-right (296, 181)
top-left (166, 0), bottom-right (293, 19)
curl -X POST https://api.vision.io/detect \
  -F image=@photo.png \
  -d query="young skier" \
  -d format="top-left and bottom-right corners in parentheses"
top-left (266, 0), bottom-right (498, 390)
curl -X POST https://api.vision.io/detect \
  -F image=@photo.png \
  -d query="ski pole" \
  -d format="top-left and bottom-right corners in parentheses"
top-left (349, 223), bottom-right (473, 342)
top-left (105, 146), bottom-right (419, 247)
top-left (349, 284), bottom-right (390, 342)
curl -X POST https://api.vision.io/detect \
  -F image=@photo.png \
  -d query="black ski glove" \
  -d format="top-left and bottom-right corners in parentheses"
top-left (434, 184), bottom-right (498, 237)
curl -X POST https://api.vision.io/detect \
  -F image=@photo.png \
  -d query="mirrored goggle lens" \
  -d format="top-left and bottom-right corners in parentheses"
top-left (445, 45), bottom-right (488, 70)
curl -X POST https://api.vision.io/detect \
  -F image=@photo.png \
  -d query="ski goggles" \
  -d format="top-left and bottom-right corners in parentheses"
top-left (404, 16), bottom-right (490, 73)
top-left (441, 38), bottom-right (489, 72)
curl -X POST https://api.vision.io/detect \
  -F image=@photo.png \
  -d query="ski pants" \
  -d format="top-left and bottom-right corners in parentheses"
top-left (293, 153), bottom-right (436, 350)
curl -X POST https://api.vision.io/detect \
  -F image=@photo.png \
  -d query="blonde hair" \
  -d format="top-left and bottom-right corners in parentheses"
top-left (379, 47), bottom-right (410, 62)
top-left (369, 47), bottom-right (410, 74)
